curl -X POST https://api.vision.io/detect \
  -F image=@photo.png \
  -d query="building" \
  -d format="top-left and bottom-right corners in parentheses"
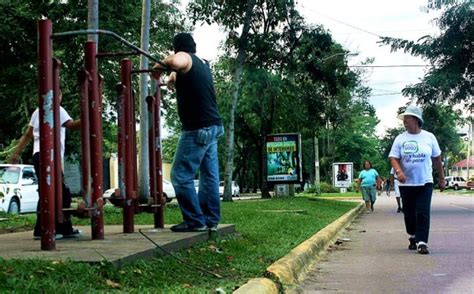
top-left (450, 156), bottom-right (474, 180)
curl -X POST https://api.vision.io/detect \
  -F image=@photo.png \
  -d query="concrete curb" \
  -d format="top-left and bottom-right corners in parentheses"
top-left (233, 278), bottom-right (280, 293)
top-left (234, 201), bottom-right (365, 293)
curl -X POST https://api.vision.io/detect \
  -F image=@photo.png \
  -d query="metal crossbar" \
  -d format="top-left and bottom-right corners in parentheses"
top-left (53, 29), bottom-right (168, 68)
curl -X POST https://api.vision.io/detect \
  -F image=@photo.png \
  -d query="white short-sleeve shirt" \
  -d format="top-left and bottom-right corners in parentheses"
top-left (29, 107), bottom-right (72, 161)
top-left (389, 130), bottom-right (441, 186)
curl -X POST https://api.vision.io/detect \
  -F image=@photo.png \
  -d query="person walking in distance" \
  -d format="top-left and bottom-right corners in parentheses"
top-left (9, 92), bottom-right (82, 239)
top-left (152, 33), bottom-right (224, 232)
top-left (390, 167), bottom-right (402, 213)
top-left (357, 160), bottom-right (382, 213)
top-left (389, 105), bottom-right (445, 255)
top-left (384, 177), bottom-right (391, 196)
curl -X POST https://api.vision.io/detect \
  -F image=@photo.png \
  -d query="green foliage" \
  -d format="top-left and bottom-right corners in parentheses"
top-left (379, 1), bottom-right (473, 109)
top-left (319, 182), bottom-right (338, 193)
top-left (0, 0), bottom-right (187, 162)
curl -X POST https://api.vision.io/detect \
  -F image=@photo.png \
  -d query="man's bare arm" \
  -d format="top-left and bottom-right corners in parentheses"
top-left (8, 126), bottom-right (33, 164)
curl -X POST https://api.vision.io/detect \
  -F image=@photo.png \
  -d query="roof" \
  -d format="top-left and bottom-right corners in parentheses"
top-left (453, 156), bottom-right (474, 168)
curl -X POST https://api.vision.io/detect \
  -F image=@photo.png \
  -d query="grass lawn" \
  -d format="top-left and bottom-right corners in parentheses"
top-left (0, 196), bottom-right (357, 293)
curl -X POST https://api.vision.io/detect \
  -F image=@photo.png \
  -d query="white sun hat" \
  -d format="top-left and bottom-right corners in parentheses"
top-left (397, 105), bottom-right (424, 124)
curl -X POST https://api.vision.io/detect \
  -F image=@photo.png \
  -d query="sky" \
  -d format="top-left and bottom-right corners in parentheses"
top-left (189, 0), bottom-right (442, 136)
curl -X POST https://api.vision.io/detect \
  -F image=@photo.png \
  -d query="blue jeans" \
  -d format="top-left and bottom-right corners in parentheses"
top-left (171, 125), bottom-right (224, 228)
top-left (399, 183), bottom-right (433, 243)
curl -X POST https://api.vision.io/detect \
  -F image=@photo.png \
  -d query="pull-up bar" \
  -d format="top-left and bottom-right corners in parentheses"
top-left (53, 29), bottom-right (168, 69)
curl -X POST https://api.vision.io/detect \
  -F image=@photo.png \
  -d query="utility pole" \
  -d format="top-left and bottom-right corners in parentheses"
top-left (467, 120), bottom-right (472, 180)
top-left (138, 0), bottom-right (151, 200)
top-left (314, 135), bottom-right (320, 195)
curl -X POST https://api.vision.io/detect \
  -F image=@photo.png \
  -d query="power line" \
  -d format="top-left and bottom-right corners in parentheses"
top-left (370, 93), bottom-right (401, 96)
top-left (298, 4), bottom-right (383, 38)
top-left (370, 80), bottom-right (418, 85)
top-left (349, 65), bottom-right (428, 68)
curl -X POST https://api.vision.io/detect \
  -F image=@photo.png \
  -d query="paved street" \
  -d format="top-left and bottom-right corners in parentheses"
top-left (299, 193), bottom-right (474, 293)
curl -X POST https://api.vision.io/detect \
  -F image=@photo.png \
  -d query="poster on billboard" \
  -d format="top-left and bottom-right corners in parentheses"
top-left (333, 162), bottom-right (353, 188)
top-left (266, 133), bottom-right (302, 183)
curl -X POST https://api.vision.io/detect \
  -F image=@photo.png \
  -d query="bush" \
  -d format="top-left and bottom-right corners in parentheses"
top-left (304, 182), bottom-right (339, 194)
top-left (320, 182), bottom-right (338, 193)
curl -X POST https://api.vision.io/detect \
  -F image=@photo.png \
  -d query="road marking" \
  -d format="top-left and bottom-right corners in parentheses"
top-left (450, 203), bottom-right (474, 212)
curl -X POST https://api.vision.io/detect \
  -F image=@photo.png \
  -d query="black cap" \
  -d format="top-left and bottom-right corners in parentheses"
top-left (173, 33), bottom-right (196, 54)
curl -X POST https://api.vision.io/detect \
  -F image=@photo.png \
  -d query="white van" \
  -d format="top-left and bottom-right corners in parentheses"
top-left (444, 176), bottom-right (467, 190)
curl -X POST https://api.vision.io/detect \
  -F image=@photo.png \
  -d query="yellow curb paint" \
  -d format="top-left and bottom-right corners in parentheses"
top-left (267, 202), bottom-right (365, 285)
top-left (234, 202), bottom-right (364, 293)
top-left (233, 278), bottom-right (279, 294)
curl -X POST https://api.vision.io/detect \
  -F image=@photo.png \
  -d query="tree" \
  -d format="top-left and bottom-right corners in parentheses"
top-left (188, 0), bottom-right (256, 201)
top-left (379, 1), bottom-right (473, 110)
top-left (0, 1), bottom-right (186, 163)
top-left (138, 0), bottom-right (151, 199)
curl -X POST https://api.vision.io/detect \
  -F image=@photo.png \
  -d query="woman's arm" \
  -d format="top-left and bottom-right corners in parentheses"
top-left (390, 158), bottom-right (406, 183)
top-left (432, 156), bottom-right (445, 191)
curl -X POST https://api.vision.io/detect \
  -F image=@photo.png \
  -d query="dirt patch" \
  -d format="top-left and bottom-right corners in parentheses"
top-left (0, 226), bottom-right (32, 235)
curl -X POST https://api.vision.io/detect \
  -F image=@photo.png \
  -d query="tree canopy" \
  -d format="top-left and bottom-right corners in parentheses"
top-left (379, 0), bottom-right (473, 110)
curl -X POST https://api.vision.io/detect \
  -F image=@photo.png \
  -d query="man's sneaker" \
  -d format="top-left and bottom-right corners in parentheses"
top-left (408, 237), bottom-right (416, 250)
top-left (62, 229), bottom-right (84, 239)
top-left (170, 222), bottom-right (207, 232)
top-left (417, 242), bottom-right (429, 255)
top-left (34, 234), bottom-right (63, 240)
top-left (207, 224), bottom-right (218, 232)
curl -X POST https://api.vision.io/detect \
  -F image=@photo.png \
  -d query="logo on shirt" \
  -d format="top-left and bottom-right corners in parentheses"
top-left (402, 141), bottom-right (419, 154)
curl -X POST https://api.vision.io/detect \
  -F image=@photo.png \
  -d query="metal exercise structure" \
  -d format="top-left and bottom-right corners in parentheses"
top-left (37, 19), bottom-right (166, 250)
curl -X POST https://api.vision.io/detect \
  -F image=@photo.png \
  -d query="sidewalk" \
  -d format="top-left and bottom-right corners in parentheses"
top-left (298, 193), bottom-right (474, 293)
top-left (0, 224), bottom-right (235, 266)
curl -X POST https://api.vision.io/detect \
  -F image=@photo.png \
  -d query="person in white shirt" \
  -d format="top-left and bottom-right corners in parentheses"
top-left (9, 92), bottom-right (82, 239)
top-left (390, 167), bottom-right (402, 213)
top-left (389, 105), bottom-right (445, 255)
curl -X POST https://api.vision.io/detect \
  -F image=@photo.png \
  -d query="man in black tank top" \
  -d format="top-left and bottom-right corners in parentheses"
top-left (153, 33), bottom-right (224, 232)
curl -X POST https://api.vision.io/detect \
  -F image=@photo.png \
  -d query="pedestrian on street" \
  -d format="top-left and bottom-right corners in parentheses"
top-left (8, 92), bottom-right (83, 240)
top-left (384, 178), bottom-right (391, 196)
top-left (389, 105), bottom-right (445, 255)
top-left (390, 167), bottom-right (402, 213)
top-left (152, 33), bottom-right (224, 232)
top-left (357, 160), bottom-right (382, 213)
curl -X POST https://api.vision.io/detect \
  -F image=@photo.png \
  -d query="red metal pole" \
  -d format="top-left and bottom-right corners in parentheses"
top-left (79, 70), bottom-right (91, 207)
top-left (38, 19), bottom-right (56, 250)
top-left (154, 82), bottom-right (164, 228)
top-left (116, 83), bottom-right (127, 209)
top-left (85, 41), bottom-right (104, 239)
top-left (120, 59), bottom-right (134, 233)
top-left (52, 58), bottom-right (63, 224)
top-left (131, 90), bottom-right (139, 205)
top-left (146, 95), bottom-right (157, 220)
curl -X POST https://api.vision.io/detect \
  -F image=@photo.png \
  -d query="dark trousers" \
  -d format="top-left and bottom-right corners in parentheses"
top-left (32, 152), bottom-right (74, 235)
top-left (399, 183), bottom-right (433, 243)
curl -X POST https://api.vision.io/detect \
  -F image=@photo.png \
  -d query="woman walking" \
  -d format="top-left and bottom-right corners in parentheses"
top-left (357, 160), bottom-right (382, 213)
top-left (389, 105), bottom-right (445, 255)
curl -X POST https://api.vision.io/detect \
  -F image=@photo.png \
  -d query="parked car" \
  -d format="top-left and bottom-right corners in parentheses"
top-left (102, 179), bottom-right (176, 204)
top-left (467, 180), bottom-right (474, 190)
top-left (444, 176), bottom-right (467, 190)
top-left (0, 164), bottom-right (39, 214)
top-left (219, 181), bottom-right (240, 197)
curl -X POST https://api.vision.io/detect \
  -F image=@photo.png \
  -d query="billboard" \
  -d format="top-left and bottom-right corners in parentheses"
top-left (333, 162), bottom-right (353, 188)
top-left (266, 133), bottom-right (302, 183)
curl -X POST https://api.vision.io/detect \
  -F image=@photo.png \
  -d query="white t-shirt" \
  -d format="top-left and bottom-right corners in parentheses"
top-left (390, 167), bottom-right (400, 196)
top-left (29, 107), bottom-right (72, 161)
top-left (389, 130), bottom-right (441, 186)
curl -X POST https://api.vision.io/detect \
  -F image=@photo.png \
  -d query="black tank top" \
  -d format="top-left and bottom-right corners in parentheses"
top-left (175, 54), bottom-right (222, 130)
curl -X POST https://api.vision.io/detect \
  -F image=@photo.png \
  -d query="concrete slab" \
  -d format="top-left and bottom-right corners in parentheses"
top-left (0, 224), bottom-right (235, 266)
